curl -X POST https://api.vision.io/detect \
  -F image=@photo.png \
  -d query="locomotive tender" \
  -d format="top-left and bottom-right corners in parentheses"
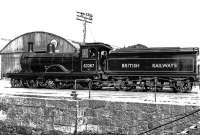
top-left (6, 42), bottom-right (199, 92)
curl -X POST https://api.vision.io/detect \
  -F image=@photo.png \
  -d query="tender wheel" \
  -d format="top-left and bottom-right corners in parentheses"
top-left (139, 81), bottom-right (148, 92)
top-left (170, 81), bottom-right (177, 92)
top-left (156, 86), bottom-right (163, 92)
top-left (56, 82), bottom-right (65, 89)
top-left (91, 81), bottom-right (102, 90)
top-left (175, 80), bottom-right (193, 93)
top-left (144, 85), bottom-right (151, 92)
top-left (21, 80), bottom-right (29, 88)
top-left (176, 86), bottom-right (182, 92)
top-left (37, 80), bottom-right (47, 88)
top-left (46, 79), bottom-right (56, 89)
top-left (27, 80), bottom-right (39, 88)
top-left (187, 82), bottom-right (193, 92)
top-left (183, 80), bottom-right (193, 92)
top-left (10, 79), bottom-right (23, 88)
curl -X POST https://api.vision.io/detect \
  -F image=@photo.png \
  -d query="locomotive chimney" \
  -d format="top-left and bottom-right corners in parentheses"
top-left (47, 43), bottom-right (55, 53)
top-left (28, 42), bottom-right (34, 52)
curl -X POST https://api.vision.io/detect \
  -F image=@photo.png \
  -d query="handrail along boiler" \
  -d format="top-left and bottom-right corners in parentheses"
top-left (6, 42), bottom-right (199, 92)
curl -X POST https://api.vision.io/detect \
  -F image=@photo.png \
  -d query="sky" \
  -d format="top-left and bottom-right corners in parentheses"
top-left (0, 0), bottom-right (200, 48)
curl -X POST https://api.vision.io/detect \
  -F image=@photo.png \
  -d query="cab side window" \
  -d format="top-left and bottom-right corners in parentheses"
top-left (89, 48), bottom-right (97, 58)
top-left (82, 49), bottom-right (88, 58)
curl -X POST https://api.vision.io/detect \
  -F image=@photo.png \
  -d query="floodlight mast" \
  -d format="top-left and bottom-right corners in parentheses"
top-left (76, 11), bottom-right (93, 45)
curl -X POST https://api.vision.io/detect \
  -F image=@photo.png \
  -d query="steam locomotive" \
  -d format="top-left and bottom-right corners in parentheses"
top-left (6, 42), bottom-right (199, 92)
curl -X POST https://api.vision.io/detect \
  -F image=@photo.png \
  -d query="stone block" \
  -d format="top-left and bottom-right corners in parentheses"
top-left (9, 97), bottom-right (23, 106)
top-left (84, 108), bottom-right (96, 117)
top-left (64, 100), bottom-right (77, 109)
top-left (105, 102), bottom-right (126, 111)
top-left (98, 117), bottom-right (112, 126)
top-left (21, 98), bottom-right (46, 107)
top-left (40, 130), bottom-right (64, 135)
top-left (46, 100), bottom-right (76, 109)
top-left (170, 105), bottom-right (185, 115)
top-left (126, 102), bottom-right (142, 113)
top-left (0, 102), bottom-right (8, 111)
top-left (79, 100), bottom-right (89, 108)
top-left (140, 103), bottom-right (157, 114)
top-left (184, 105), bottom-right (199, 113)
top-left (156, 104), bottom-right (171, 114)
top-left (88, 100), bottom-right (106, 109)
top-left (7, 106), bottom-right (17, 120)
top-left (86, 117), bottom-right (99, 125)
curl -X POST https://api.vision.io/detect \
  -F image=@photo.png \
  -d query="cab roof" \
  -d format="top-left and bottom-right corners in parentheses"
top-left (83, 42), bottom-right (113, 51)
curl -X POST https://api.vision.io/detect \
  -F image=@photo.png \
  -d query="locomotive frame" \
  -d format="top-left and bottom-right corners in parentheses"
top-left (5, 42), bottom-right (199, 93)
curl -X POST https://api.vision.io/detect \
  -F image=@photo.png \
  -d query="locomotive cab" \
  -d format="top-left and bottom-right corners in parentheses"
top-left (80, 42), bottom-right (112, 73)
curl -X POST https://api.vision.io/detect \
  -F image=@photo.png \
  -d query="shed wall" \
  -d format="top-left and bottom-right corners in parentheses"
top-left (1, 53), bottom-right (22, 75)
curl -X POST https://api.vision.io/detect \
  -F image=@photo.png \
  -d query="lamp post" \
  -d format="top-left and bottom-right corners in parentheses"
top-left (71, 90), bottom-right (78, 135)
top-left (154, 77), bottom-right (157, 102)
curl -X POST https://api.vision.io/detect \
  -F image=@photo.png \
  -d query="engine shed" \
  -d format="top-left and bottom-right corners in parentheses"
top-left (0, 31), bottom-right (79, 78)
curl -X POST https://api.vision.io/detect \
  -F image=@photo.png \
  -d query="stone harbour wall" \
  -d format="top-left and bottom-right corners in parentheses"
top-left (0, 96), bottom-right (199, 135)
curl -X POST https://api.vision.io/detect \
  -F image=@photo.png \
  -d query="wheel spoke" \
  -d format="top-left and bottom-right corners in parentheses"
top-left (183, 80), bottom-right (193, 92)
top-left (46, 79), bottom-right (56, 89)
top-left (11, 79), bottom-right (23, 88)
top-left (56, 82), bottom-right (64, 89)
top-left (26, 80), bottom-right (39, 88)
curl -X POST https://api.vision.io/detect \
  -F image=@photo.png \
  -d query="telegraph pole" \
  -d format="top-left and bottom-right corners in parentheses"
top-left (76, 11), bottom-right (93, 45)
